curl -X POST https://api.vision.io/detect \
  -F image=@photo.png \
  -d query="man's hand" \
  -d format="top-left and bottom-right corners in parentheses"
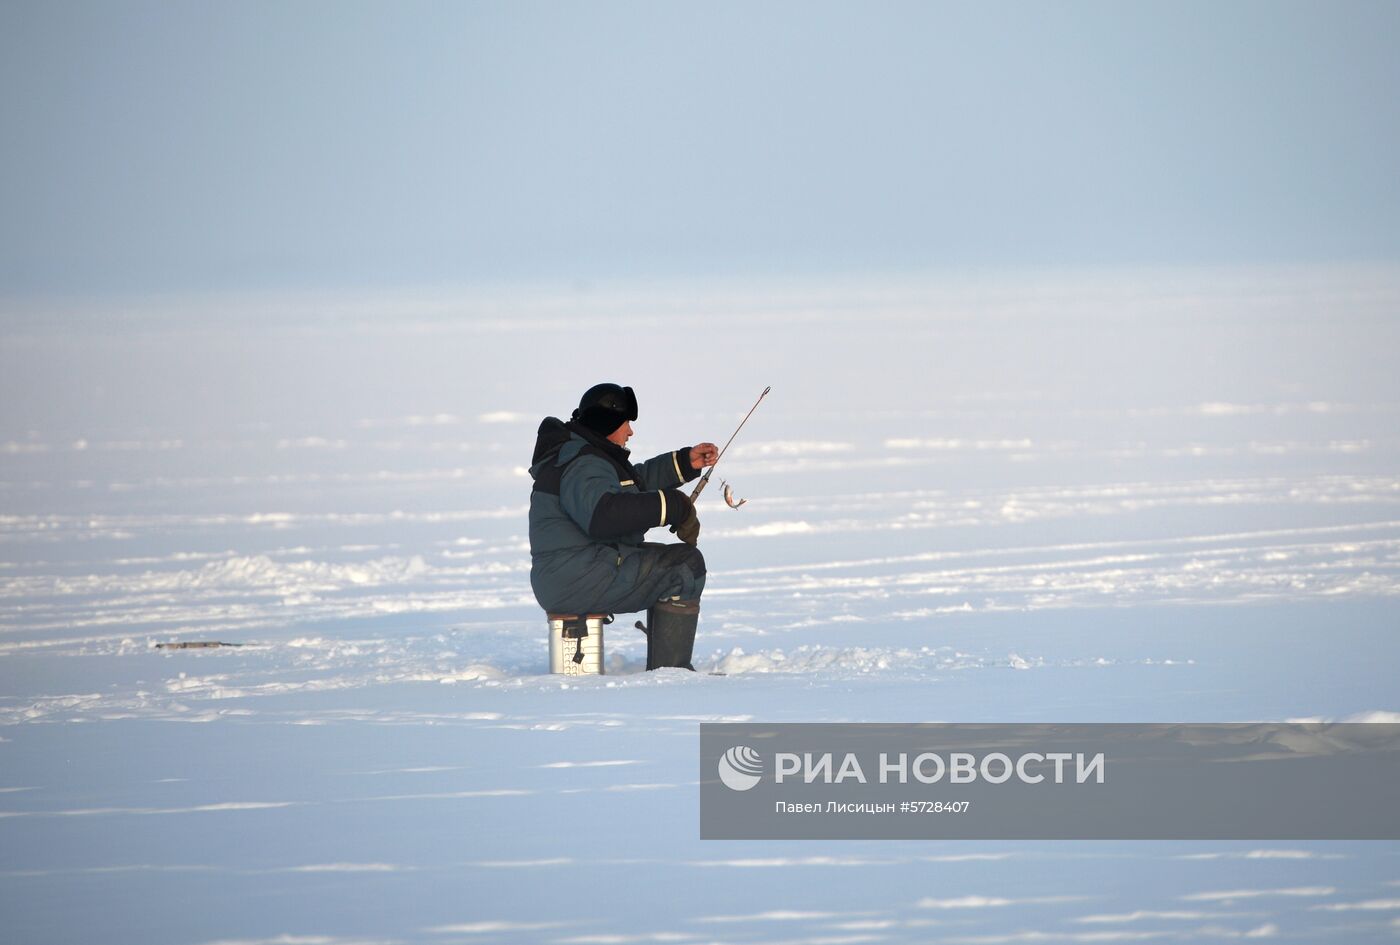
top-left (664, 489), bottom-right (700, 546)
top-left (689, 442), bottom-right (719, 470)
top-left (672, 506), bottom-right (701, 546)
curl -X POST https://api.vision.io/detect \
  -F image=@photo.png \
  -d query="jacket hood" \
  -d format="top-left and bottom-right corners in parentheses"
top-left (529, 416), bottom-right (633, 480)
top-left (531, 417), bottom-right (571, 467)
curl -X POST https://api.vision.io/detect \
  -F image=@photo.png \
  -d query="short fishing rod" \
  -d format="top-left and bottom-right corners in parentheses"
top-left (690, 385), bottom-right (771, 502)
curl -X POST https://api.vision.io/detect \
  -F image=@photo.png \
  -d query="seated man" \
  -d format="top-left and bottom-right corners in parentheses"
top-left (528, 383), bottom-right (717, 670)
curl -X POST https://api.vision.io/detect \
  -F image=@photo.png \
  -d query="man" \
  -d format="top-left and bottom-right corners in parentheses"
top-left (529, 383), bottom-right (718, 671)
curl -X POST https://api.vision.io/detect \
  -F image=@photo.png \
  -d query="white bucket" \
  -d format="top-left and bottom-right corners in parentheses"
top-left (547, 613), bottom-right (608, 675)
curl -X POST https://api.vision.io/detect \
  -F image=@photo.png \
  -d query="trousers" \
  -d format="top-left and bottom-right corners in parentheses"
top-left (545, 541), bottom-right (705, 615)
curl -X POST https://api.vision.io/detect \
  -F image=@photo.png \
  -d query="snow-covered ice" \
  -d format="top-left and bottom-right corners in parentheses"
top-left (3, 268), bottom-right (1400, 943)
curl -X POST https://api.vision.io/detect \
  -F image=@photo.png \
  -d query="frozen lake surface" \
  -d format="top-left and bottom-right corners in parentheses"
top-left (3, 267), bottom-right (1400, 943)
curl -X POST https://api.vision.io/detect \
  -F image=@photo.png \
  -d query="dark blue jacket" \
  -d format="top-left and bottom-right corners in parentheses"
top-left (528, 418), bottom-right (699, 612)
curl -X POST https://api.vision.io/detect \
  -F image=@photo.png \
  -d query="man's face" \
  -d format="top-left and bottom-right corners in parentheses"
top-left (607, 420), bottom-right (633, 447)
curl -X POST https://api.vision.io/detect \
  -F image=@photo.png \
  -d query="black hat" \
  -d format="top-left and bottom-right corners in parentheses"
top-left (572, 383), bottom-right (638, 437)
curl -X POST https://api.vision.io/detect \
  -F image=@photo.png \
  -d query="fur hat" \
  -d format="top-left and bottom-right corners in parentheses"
top-left (572, 383), bottom-right (638, 437)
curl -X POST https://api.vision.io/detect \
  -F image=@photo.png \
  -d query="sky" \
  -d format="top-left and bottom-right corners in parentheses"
top-left (2, 0), bottom-right (1400, 298)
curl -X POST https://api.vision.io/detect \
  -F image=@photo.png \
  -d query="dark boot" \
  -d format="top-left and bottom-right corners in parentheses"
top-left (645, 598), bottom-right (699, 671)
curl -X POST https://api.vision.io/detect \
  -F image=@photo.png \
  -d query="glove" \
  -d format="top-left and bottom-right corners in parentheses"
top-left (672, 506), bottom-right (701, 545)
top-left (662, 488), bottom-right (693, 525)
top-left (664, 489), bottom-right (701, 545)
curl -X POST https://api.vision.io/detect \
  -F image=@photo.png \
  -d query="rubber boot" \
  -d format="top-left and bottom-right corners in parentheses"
top-left (644, 598), bottom-right (699, 671)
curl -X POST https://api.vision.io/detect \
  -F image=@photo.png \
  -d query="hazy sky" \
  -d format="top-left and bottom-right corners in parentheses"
top-left (2, 0), bottom-right (1398, 297)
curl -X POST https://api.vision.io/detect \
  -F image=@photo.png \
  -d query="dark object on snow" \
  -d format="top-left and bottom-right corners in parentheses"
top-left (155, 641), bottom-right (244, 649)
top-left (643, 598), bottom-right (699, 672)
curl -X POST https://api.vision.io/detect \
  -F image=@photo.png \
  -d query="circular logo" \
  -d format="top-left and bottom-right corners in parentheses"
top-left (718, 745), bottom-right (763, 791)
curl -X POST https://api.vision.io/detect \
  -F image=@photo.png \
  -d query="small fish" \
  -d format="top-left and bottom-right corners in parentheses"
top-left (721, 480), bottom-right (747, 510)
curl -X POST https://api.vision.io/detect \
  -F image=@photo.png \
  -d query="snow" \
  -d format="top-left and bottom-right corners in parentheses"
top-left (2, 267), bottom-right (1400, 943)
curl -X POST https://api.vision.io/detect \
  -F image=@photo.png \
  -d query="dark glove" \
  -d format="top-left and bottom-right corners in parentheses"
top-left (664, 489), bottom-right (701, 545)
top-left (662, 488), bottom-right (693, 526)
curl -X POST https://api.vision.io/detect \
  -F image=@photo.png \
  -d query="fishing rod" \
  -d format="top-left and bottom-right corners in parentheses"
top-left (690, 385), bottom-right (771, 503)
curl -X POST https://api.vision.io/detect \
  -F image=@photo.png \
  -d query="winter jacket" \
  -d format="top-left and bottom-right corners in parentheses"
top-left (528, 417), bottom-right (700, 612)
